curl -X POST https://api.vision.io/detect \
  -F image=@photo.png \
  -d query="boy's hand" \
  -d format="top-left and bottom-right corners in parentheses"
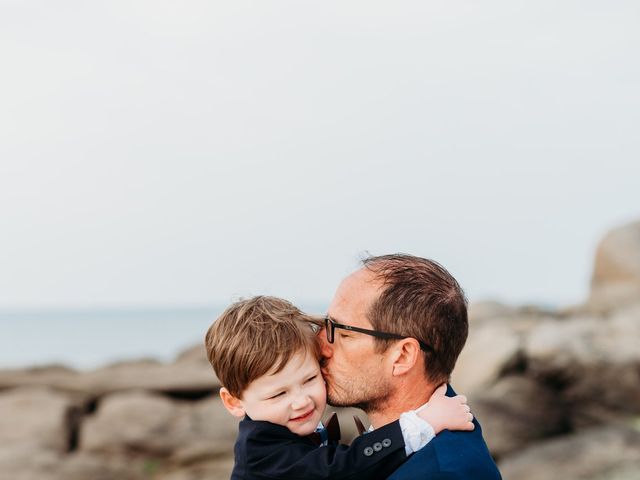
top-left (416, 384), bottom-right (474, 434)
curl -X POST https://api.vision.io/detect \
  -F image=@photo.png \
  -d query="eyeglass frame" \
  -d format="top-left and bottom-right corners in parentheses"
top-left (322, 315), bottom-right (434, 353)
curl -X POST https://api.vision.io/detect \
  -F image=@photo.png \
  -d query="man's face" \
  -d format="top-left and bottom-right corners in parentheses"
top-left (320, 269), bottom-right (393, 411)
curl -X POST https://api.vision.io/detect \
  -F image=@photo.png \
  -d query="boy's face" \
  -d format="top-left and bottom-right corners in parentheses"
top-left (232, 349), bottom-right (327, 436)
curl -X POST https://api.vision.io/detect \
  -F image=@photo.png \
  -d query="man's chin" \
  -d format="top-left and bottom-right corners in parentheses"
top-left (326, 392), bottom-right (369, 411)
top-left (325, 389), bottom-right (347, 407)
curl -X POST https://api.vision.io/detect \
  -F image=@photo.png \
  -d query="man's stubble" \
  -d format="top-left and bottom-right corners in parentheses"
top-left (324, 367), bottom-right (394, 416)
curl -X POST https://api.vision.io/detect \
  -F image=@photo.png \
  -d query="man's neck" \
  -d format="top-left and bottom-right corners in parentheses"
top-left (367, 380), bottom-right (438, 428)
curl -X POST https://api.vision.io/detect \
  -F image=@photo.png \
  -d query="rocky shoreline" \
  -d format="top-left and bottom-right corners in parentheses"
top-left (2, 221), bottom-right (639, 480)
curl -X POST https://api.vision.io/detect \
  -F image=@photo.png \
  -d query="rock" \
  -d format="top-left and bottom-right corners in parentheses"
top-left (0, 357), bottom-right (219, 397)
top-left (0, 447), bottom-right (62, 480)
top-left (51, 452), bottom-right (148, 480)
top-left (594, 303), bottom-right (640, 364)
top-left (0, 387), bottom-right (131, 480)
top-left (525, 315), bottom-right (601, 370)
top-left (80, 390), bottom-right (179, 456)
top-left (452, 319), bottom-right (522, 396)
top-left (589, 220), bottom-right (640, 312)
top-left (471, 376), bottom-right (566, 459)
top-left (0, 450), bottom-right (148, 480)
top-left (499, 425), bottom-right (640, 480)
top-left (467, 301), bottom-right (517, 323)
top-left (0, 366), bottom-right (83, 396)
top-left (524, 307), bottom-right (640, 370)
top-left (156, 457), bottom-right (235, 480)
top-left (80, 391), bottom-right (238, 458)
top-left (175, 344), bottom-right (210, 367)
top-left (180, 395), bottom-right (241, 456)
top-left (0, 386), bottom-right (76, 453)
top-left (524, 307), bottom-right (640, 428)
top-left (83, 360), bottom-right (219, 396)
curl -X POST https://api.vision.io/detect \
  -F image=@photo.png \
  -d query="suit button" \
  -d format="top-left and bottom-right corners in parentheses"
top-left (373, 442), bottom-right (383, 452)
top-left (363, 446), bottom-right (374, 457)
top-left (382, 438), bottom-right (392, 448)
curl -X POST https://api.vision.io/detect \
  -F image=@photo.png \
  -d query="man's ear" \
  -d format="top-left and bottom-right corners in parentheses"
top-left (219, 387), bottom-right (246, 418)
top-left (390, 338), bottom-right (422, 377)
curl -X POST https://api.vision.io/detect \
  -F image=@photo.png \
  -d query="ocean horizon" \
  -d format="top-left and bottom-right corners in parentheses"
top-left (1, 302), bottom-right (327, 371)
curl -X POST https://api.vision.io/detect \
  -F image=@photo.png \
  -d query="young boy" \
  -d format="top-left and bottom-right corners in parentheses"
top-left (204, 296), bottom-right (474, 480)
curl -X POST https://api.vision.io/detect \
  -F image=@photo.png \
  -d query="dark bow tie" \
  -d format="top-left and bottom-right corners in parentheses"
top-left (305, 413), bottom-right (368, 446)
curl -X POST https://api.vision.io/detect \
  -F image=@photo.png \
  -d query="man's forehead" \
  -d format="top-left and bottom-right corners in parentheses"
top-left (330, 268), bottom-right (383, 315)
top-left (345, 267), bottom-right (384, 288)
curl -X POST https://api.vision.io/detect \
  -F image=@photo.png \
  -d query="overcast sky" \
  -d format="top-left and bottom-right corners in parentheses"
top-left (1, 0), bottom-right (639, 311)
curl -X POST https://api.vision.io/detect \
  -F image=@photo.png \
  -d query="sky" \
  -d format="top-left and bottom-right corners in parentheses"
top-left (1, 0), bottom-right (639, 312)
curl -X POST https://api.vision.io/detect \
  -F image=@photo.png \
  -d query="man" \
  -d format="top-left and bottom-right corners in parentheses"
top-left (320, 254), bottom-right (501, 479)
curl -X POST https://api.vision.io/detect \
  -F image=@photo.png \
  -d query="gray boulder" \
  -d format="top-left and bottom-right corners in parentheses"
top-left (0, 387), bottom-right (138, 480)
top-left (524, 305), bottom-right (640, 428)
top-left (156, 456), bottom-right (235, 480)
top-left (0, 366), bottom-right (84, 397)
top-left (175, 344), bottom-right (211, 367)
top-left (83, 359), bottom-right (219, 396)
top-left (0, 386), bottom-right (76, 453)
top-left (0, 450), bottom-right (148, 480)
top-left (589, 220), bottom-right (640, 312)
top-left (0, 357), bottom-right (219, 398)
top-left (471, 376), bottom-right (566, 459)
top-left (499, 425), bottom-right (640, 480)
top-left (80, 391), bottom-right (238, 458)
top-left (80, 390), bottom-right (180, 456)
top-left (467, 301), bottom-right (517, 324)
top-left (452, 318), bottom-right (522, 396)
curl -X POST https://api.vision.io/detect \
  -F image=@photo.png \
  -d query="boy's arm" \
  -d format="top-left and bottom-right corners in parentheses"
top-left (416, 384), bottom-right (474, 435)
top-left (239, 388), bottom-right (473, 480)
top-left (242, 419), bottom-right (407, 480)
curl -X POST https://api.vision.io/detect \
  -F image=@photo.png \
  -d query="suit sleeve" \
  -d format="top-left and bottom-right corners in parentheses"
top-left (244, 420), bottom-right (407, 480)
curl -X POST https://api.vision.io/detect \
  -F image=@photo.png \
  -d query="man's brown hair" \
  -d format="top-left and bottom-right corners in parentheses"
top-left (362, 254), bottom-right (469, 385)
top-left (204, 296), bottom-right (321, 398)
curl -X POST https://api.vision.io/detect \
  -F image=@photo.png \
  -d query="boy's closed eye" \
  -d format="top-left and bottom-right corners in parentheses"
top-left (305, 375), bottom-right (318, 383)
top-left (268, 391), bottom-right (286, 400)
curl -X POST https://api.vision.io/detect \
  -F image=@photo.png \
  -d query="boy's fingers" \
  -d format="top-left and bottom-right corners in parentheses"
top-left (457, 394), bottom-right (468, 404)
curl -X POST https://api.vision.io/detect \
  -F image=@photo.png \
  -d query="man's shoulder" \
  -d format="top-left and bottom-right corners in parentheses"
top-left (387, 420), bottom-right (501, 480)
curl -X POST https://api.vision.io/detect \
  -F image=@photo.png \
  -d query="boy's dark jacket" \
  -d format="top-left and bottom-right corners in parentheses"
top-left (230, 415), bottom-right (406, 480)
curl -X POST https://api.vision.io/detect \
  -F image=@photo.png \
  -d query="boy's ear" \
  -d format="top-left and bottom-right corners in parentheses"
top-left (219, 387), bottom-right (246, 418)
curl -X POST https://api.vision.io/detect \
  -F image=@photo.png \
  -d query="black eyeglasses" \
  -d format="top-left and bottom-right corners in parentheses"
top-left (323, 315), bottom-right (434, 353)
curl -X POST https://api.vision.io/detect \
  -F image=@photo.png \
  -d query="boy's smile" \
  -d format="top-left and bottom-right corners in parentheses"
top-left (229, 349), bottom-right (327, 436)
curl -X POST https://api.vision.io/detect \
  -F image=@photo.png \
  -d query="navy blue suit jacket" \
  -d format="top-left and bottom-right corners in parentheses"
top-left (231, 415), bottom-right (406, 480)
top-left (387, 385), bottom-right (501, 480)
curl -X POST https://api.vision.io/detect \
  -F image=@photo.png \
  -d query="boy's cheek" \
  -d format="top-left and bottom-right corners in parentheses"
top-left (314, 385), bottom-right (328, 412)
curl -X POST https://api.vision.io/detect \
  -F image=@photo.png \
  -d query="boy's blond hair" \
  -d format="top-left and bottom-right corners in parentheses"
top-left (204, 296), bottom-right (321, 398)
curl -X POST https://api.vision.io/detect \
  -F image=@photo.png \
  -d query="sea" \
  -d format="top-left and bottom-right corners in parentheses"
top-left (0, 303), bottom-right (326, 371)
